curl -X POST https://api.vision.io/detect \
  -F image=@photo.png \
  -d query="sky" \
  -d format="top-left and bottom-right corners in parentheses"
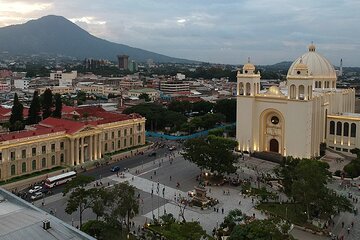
top-left (0, 0), bottom-right (359, 66)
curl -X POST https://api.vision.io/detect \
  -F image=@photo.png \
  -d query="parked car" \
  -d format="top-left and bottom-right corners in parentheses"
top-left (168, 146), bottom-right (176, 151)
top-left (148, 152), bottom-right (157, 157)
top-left (110, 166), bottom-right (121, 172)
top-left (28, 186), bottom-right (42, 194)
top-left (30, 192), bottom-right (44, 200)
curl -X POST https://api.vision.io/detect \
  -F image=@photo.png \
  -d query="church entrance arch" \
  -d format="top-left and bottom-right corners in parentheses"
top-left (259, 109), bottom-right (285, 155)
top-left (269, 139), bottom-right (279, 152)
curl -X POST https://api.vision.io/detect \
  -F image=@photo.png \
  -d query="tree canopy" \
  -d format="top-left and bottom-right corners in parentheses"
top-left (182, 135), bottom-right (238, 175)
top-left (138, 93), bottom-right (151, 102)
top-left (214, 98), bottom-right (236, 122)
top-left (41, 89), bottom-right (53, 119)
top-left (27, 91), bottom-right (41, 125)
top-left (9, 93), bottom-right (25, 131)
top-left (52, 93), bottom-right (62, 118)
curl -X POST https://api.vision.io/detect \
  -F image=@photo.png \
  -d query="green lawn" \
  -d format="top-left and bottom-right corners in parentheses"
top-left (257, 203), bottom-right (322, 232)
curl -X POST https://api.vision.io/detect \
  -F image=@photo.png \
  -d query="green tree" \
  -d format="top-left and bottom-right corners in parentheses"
top-left (27, 91), bottom-right (41, 125)
top-left (138, 93), bottom-right (151, 102)
top-left (63, 175), bottom-right (95, 195)
top-left (9, 93), bottom-right (25, 131)
top-left (77, 90), bottom-right (87, 102)
top-left (65, 188), bottom-right (98, 227)
top-left (214, 98), bottom-right (236, 122)
top-left (192, 101), bottom-right (214, 115)
top-left (229, 219), bottom-right (292, 240)
top-left (105, 182), bottom-right (139, 232)
top-left (163, 111), bottom-right (187, 131)
top-left (182, 136), bottom-right (238, 175)
top-left (221, 209), bottom-right (245, 234)
top-left (52, 93), bottom-right (62, 118)
top-left (41, 89), bottom-right (53, 119)
top-left (168, 100), bottom-right (192, 114)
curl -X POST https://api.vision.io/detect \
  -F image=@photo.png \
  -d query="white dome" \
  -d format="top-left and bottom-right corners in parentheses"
top-left (287, 45), bottom-right (336, 80)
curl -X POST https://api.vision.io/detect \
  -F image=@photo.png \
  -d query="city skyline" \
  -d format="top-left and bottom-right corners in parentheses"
top-left (0, 0), bottom-right (359, 66)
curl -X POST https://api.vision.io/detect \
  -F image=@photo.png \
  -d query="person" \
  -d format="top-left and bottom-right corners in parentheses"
top-left (170, 176), bottom-right (172, 181)
top-left (347, 226), bottom-right (350, 234)
top-left (342, 221), bottom-right (344, 228)
top-left (221, 208), bottom-right (224, 214)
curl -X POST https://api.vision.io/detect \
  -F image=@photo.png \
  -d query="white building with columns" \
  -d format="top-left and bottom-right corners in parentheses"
top-left (236, 44), bottom-right (356, 159)
top-left (0, 106), bottom-right (145, 181)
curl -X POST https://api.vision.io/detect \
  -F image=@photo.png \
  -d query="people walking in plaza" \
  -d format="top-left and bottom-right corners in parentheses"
top-left (221, 208), bottom-right (224, 214)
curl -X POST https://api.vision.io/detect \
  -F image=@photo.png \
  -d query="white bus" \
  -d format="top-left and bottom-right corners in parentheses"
top-left (45, 171), bottom-right (77, 188)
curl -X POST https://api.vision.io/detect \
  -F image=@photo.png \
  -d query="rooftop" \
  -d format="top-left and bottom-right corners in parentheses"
top-left (0, 188), bottom-right (95, 240)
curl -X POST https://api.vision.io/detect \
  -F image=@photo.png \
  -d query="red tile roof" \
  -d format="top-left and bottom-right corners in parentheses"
top-left (39, 117), bottom-right (86, 134)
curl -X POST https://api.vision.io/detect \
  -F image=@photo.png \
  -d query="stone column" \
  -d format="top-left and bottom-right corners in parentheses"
top-left (70, 139), bottom-right (75, 166)
top-left (94, 134), bottom-right (98, 160)
top-left (75, 138), bottom-right (79, 165)
top-left (80, 137), bottom-right (84, 164)
top-left (89, 135), bottom-right (93, 161)
top-left (98, 134), bottom-right (102, 159)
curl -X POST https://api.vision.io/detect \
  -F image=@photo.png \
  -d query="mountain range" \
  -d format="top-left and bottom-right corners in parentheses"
top-left (0, 15), bottom-right (194, 63)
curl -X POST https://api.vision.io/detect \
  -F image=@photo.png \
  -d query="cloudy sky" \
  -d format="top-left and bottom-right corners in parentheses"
top-left (0, 0), bottom-right (359, 66)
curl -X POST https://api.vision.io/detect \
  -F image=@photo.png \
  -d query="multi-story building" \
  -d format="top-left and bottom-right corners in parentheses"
top-left (117, 55), bottom-right (129, 70)
top-left (0, 83), bottom-right (11, 92)
top-left (127, 88), bottom-right (160, 101)
top-left (50, 71), bottom-right (77, 87)
top-left (0, 106), bottom-right (146, 181)
top-left (14, 78), bottom-right (30, 90)
top-left (160, 80), bottom-right (190, 94)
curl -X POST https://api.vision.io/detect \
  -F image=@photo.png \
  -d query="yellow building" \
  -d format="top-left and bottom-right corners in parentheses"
top-left (0, 106), bottom-right (145, 181)
top-left (236, 44), bottom-right (356, 159)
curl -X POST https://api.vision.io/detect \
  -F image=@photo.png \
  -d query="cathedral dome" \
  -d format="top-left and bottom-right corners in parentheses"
top-left (287, 44), bottom-right (336, 80)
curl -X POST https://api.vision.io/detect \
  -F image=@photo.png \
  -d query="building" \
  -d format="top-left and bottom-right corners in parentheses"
top-left (0, 106), bottom-right (146, 181)
top-left (160, 80), bottom-right (190, 95)
top-left (14, 78), bottom-right (30, 90)
top-left (0, 188), bottom-right (95, 240)
top-left (0, 83), bottom-right (11, 92)
top-left (236, 44), bottom-right (356, 159)
top-left (50, 71), bottom-right (77, 87)
top-left (117, 55), bottom-right (129, 70)
top-left (127, 88), bottom-right (160, 101)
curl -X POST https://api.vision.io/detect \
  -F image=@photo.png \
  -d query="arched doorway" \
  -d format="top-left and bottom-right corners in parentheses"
top-left (269, 139), bottom-right (279, 153)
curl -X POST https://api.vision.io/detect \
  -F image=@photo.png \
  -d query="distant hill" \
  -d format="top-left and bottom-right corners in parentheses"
top-left (0, 15), bottom-right (195, 63)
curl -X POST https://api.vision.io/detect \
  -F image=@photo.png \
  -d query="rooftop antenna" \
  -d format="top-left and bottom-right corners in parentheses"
top-left (247, 57), bottom-right (250, 63)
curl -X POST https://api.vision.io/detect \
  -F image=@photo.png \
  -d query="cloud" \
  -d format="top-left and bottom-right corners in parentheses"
top-left (0, 1), bottom-right (52, 14)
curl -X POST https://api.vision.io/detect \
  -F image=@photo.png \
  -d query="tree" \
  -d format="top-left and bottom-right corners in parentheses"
top-left (168, 100), bottom-right (192, 114)
top-left (63, 175), bottom-right (95, 195)
top-left (105, 182), bottom-right (139, 232)
top-left (214, 98), bottom-right (236, 122)
top-left (41, 88), bottom-right (53, 119)
top-left (229, 219), bottom-right (293, 240)
top-left (9, 93), bottom-right (25, 131)
top-left (138, 93), bottom-right (151, 102)
top-left (65, 188), bottom-right (98, 227)
top-left (27, 91), bottom-right (41, 124)
top-left (221, 209), bottom-right (245, 234)
top-left (182, 135), bottom-right (238, 175)
top-left (192, 101), bottom-right (214, 115)
top-left (52, 93), bottom-right (62, 118)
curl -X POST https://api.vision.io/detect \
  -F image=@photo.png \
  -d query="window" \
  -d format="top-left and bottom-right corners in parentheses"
top-left (22, 162), bottom-right (26, 173)
top-left (105, 133), bottom-right (108, 140)
top-left (124, 129), bottom-right (127, 136)
top-left (112, 142), bottom-right (115, 150)
top-left (130, 128), bottom-right (133, 134)
top-left (118, 140), bottom-right (121, 148)
top-left (130, 137), bottom-right (133, 145)
top-left (343, 123), bottom-right (349, 136)
top-left (336, 122), bottom-right (342, 136)
top-left (329, 121), bottom-right (335, 135)
top-left (51, 155), bottom-right (56, 165)
top-left (138, 135), bottom-right (141, 144)
top-left (42, 158), bottom-right (46, 168)
top-left (118, 130), bottom-right (121, 137)
top-left (351, 123), bottom-right (356, 137)
top-left (60, 142), bottom-right (64, 150)
top-left (111, 132), bottom-right (115, 139)
top-left (0, 152), bottom-right (2, 161)
top-left (11, 164), bottom-right (16, 176)
top-left (10, 151), bottom-right (15, 161)
top-left (22, 149), bottom-right (26, 158)
top-left (271, 116), bottom-right (279, 125)
top-left (32, 160), bottom-right (36, 170)
top-left (343, 148), bottom-right (349, 152)
top-left (42, 146), bottom-right (46, 154)
top-left (105, 143), bottom-right (108, 152)
top-left (124, 139), bottom-right (127, 147)
top-left (60, 154), bottom-right (64, 163)
top-left (336, 147), bottom-right (341, 151)
top-left (51, 143), bottom-right (55, 152)
top-left (138, 123), bottom-right (141, 131)
top-left (32, 147), bottom-right (36, 156)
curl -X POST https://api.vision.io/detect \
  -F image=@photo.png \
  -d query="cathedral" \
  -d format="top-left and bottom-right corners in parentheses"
top-left (236, 44), bottom-right (357, 159)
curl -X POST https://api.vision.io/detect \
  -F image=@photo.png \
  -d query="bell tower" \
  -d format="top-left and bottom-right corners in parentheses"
top-left (236, 58), bottom-right (260, 97)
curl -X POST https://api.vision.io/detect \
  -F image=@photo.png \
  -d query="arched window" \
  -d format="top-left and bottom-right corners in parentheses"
top-left (51, 155), bottom-right (56, 165)
top-left (319, 81), bottom-right (322, 88)
top-left (124, 139), bottom-right (127, 147)
top-left (118, 140), bottom-right (121, 149)
top-left (22, 162), bottom-right (26, 173)
top-left (315, 81), bottom-right (318, 88)
top-left (336, 122), bottom-right (342, 136)
top-left (42, 158), bottom-right (46, 168)
top-left (245, 82), bottom-right (251, 96)
top-left (112, 142), bottom-right (115, 150)
top-left (298, 85), bottom-right (305, 100)
top-left (138, 135), bottom-right (141, 144)
top-left (11, 164), bottom-right (16, 176)
top-left (32, 160), bottom-right (36, 170)
top-left (330, 121), bottom-right (335, 135)
top-left (343, 122), bottom-right (349, 136)
top-left (351, 123), bottom-right (357, 137)
top-left (290, 85), bottom-right (296, 99)
top-left (104, 143), bottom-right (108, 152)
top-left (60, 154), bottom-right (64, 163)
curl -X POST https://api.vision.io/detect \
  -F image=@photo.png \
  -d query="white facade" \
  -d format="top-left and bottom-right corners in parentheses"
top-left (236, 44), bottom-right (356, 159)
top-left (14, 79), bottom-right (30, 90)
top-left (50, 71), bottom-right (77, 87)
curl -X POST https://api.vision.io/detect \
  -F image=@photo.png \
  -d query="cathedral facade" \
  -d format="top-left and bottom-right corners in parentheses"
top-left (236, 44), bottom-right (356, 159)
